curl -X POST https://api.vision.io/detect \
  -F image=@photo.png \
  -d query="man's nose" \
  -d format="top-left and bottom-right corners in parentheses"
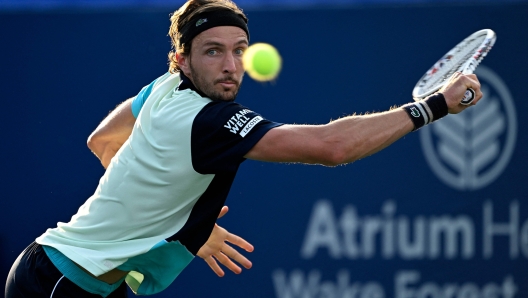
top-left (222, 52), bottom-right (237, 74)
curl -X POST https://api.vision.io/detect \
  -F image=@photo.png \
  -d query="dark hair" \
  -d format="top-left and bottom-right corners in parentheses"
top-left (168, 0), bottom-right (248, 73)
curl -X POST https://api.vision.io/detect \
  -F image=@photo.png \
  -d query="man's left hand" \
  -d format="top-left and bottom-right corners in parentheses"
top-left (197, 206), bottom-right (254, 277)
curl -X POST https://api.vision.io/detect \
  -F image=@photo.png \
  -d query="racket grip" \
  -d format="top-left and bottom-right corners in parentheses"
top-left (460, 88), bottom-right (475, 105)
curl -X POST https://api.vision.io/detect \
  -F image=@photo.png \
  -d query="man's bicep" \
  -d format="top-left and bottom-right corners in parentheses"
top-left (89, 98), bottom-right (136, 142)
top-left (245, 125), bottom-right (335, 165)
top-left (87, 98), bottom-right (137, 167)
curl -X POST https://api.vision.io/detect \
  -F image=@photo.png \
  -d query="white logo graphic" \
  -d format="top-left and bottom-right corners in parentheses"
top-left (224, 109), bottom-right (253, 135)
top-left (420, 65), bottom-right (517, 191)
top-left (240, 116), bottom-right (263, 137)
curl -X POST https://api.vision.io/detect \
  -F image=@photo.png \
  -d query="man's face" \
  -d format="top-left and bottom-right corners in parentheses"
top-left (179, 26), bottom-right (248, 101)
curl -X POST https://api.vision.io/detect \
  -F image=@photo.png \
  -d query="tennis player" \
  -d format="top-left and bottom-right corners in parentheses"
top-left (5, 0), bottom-right (483, 297)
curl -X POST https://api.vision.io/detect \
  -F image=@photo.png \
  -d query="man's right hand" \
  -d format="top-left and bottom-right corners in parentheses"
top-left (440, 72), bottom-right (483, 114)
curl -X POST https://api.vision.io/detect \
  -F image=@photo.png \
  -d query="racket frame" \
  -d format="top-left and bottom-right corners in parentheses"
top-left (412, 29), bottom-right (496, 101)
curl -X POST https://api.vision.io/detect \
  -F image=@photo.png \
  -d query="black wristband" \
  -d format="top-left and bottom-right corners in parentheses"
top-left (402, 93), bottom-right (448, 131)
top-left (425, 93), bottom-right (448, 120)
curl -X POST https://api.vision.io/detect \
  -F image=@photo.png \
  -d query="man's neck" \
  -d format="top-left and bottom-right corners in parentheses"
top-left (177, 72), bottom-right (207, 98)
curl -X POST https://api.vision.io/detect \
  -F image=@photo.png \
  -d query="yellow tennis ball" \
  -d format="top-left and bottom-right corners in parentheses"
top-left (243, 43), bottom-right (282, 82)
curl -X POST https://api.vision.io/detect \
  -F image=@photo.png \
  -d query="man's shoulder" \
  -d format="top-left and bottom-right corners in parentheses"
top-left (193, 101), bottom-right (272, 138)
top-left (155, 72), bottom-right (179, 86)
top-left (196, 101), bottom-right (252, 122)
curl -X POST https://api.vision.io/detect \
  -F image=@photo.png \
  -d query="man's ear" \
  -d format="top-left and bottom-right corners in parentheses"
top-left (177, 53), bottom-right (191, 76)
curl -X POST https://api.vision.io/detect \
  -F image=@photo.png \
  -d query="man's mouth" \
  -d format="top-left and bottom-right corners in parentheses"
top-left (216, 78), bottom-right (238, 89)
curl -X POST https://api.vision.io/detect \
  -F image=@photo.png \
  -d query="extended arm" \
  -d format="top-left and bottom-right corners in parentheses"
top-left (87, 98), bottom-right (136, 168)
top-left (247, 108), bottom-right (412, 166)
top-left (246, 73), bottom-right (482, 166)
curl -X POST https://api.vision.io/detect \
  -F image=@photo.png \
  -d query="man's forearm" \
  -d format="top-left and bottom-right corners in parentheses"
top-left (325, 108), bottom-right (414, 163)
top-left (91, 142), bottom-right (122, 169)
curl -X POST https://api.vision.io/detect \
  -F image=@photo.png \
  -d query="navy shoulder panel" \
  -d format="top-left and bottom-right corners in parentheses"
top-left (191, 101), bottom-right (282, 174)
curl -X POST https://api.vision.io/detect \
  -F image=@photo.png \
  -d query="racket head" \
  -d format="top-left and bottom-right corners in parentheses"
top-left (412, 29), bottom-right (496, 100)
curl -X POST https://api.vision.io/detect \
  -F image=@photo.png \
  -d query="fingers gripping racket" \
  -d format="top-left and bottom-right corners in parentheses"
top-left (412, 29), bottom-right (496, 105)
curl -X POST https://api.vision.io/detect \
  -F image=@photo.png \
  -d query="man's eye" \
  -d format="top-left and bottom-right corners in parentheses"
top-left (235, 48), bottom-right (244, 55)
top-left (207, 50), bottom-right (217, 55)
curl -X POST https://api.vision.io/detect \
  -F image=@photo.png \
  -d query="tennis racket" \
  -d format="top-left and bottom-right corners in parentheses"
top-left (412, 29), bottom-right (496, 105)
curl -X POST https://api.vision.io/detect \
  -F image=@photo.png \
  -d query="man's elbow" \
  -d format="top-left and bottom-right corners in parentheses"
top-left (318, 138), bottom-right (363, 167)
top-left (87, 132), bottom-right (105, 155)
top-left (328, 150), bottom-right (352, 167)
top-left (316, 144), bottom-right (349, 167)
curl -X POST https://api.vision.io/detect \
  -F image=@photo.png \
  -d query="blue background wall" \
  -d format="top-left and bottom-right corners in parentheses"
top-left (2, 0), bottom-right (527, 10)
top-left (1, 1), bottom-right (527, 297)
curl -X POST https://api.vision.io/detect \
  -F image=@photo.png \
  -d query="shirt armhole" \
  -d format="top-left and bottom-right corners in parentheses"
top-left (131, 74), bottom-right (169, 118)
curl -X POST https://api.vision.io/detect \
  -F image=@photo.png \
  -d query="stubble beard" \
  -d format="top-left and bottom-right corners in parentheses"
top-left (189, 62), bottom-right (243, 102)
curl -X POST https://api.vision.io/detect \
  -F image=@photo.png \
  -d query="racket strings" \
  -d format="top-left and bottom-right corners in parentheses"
top-left (422, 35), bottom-right (486, 91)
top-left (415, 31), bottom-right (494, 99)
